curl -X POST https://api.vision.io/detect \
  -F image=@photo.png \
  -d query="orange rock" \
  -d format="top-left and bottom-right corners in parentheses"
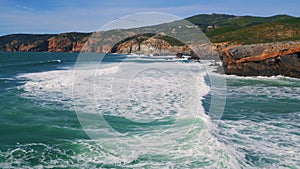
top-left (236, 44), bottom-right (300, 63)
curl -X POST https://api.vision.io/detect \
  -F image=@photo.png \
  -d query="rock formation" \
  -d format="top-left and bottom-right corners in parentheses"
top-left (0, 33), bottom-right (90, 52)
top-left (220, 41), bottom-right (300, 78)
top-left (111, 34), bottom-right (194, 56)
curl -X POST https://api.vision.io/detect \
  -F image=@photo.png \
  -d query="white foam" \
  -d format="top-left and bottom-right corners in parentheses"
top-left (209, 72), bottom-right (300, 168)
top-left (216, 118), bottom-right (300, 168)
top-left (0, 77), bottom-right (15, 80)
top-left (16, 61), bottom-right (238, 168)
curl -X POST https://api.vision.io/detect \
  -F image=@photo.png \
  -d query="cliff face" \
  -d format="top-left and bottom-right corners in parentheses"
top-left (47, 36), bottom-right (88, 52)
top-left (220, 41), bottom-right (300, 78)
top-left (0, 33), bottom-right (91, 52)
top-left (111, 34), bottom-right (193, 56)
top-left (0, 32), bottom-right (190, 55)
top-left (113, 37), bottom-right (171, 54)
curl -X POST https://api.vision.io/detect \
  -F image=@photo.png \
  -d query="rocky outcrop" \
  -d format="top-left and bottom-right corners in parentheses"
top-left (0, 33), bottom-right (91, 52)
top-left (111, 34), bottom-right (193, 56)
top-left (113, 37), bottom-right (171, 55)
top-left (220, 41), bottom-right (300, 78)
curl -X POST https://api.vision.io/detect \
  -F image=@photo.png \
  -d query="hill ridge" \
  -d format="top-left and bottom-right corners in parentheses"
top-left (0, 13), bottom-right (299, 52)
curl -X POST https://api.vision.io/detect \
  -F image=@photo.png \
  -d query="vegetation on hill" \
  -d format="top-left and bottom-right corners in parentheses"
top-left (209, 18), bottom-right (300, 44)
top-left (185, 13), bottom-right (300, 44)
top-left (0, 14), bottom-right (299, 52)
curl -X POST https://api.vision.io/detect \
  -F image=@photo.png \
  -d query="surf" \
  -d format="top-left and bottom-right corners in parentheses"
top-left (15, 55), bottom-right (239, 168)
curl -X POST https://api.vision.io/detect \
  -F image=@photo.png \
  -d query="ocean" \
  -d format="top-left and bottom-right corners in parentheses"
top-left (0, 52), bottom-right (299, 168)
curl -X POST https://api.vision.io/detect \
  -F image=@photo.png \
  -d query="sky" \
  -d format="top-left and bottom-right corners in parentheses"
top-left (0, 0), bottom-right (299, 35)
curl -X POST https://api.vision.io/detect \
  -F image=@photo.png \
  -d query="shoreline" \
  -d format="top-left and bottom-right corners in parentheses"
top-left (1, 40), bottom-right (300, 79)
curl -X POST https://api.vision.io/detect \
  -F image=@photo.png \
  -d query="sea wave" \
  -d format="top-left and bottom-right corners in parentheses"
top-left (15, 60), bottom-right (239, 168)
top-left (1, 60), bottom-right (62, 68)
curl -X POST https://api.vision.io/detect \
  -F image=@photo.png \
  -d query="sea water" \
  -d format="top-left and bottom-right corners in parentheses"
top-left (0, 52), bottom-right (299, 168)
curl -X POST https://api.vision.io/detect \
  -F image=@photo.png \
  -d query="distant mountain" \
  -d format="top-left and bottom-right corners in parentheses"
top-left (0, 14), bottom-right (299, 53)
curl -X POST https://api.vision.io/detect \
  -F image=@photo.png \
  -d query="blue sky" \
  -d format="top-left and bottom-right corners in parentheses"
top-left (0, 0), bottom-right (299, 35)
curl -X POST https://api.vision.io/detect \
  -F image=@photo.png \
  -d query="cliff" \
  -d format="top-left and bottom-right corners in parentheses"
top-left (110, 33), bottom-right (193, 56)
top-left (0, 32), bottom-right (91, 52)
top-left (220, 41), bottom-right (300, 78)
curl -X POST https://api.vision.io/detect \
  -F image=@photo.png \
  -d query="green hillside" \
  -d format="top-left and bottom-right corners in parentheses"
top-left (186, 13), bottom-right (300, 44)
top-left (208, 18), bottom-right (300, 44)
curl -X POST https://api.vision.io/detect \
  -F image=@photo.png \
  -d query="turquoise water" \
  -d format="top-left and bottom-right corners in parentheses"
top-left (0, 52), bottom-right (299, 168)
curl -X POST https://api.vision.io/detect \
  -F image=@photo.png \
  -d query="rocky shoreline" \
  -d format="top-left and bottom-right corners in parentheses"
top-left (1, 33), bottom-right (300, 79)
top-left (218, 41), bottom-right (300, 78)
